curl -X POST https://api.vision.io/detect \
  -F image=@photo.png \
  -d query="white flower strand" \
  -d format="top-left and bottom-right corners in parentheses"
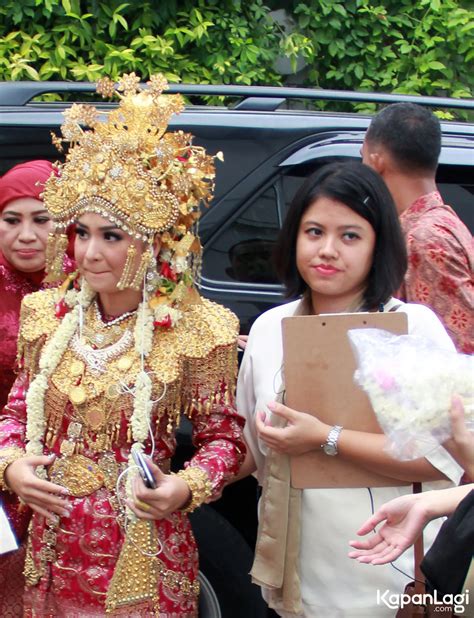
top-left (131, 370), bottom-right (153, 445)
top-left (25, 305), bottom-right (81, 461)
top-left (25, 282), bottom-right (96, 471)
top-left (133, 299), bottom-right (154, 359)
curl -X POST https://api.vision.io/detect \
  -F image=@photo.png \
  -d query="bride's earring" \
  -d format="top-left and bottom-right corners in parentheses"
top-left (130, 245), bottom-right (153, 291)
top-left (117, 244), bottom-right (137, 290)
top-left (45, 231), bottom-right (68, 282)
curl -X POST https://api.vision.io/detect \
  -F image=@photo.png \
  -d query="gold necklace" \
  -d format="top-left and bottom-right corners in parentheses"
top-left (80, 300), bottom-right (137, 350)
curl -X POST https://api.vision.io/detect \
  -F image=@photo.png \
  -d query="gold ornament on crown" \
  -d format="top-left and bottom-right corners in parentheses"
top-left (43, 72), bottom-right (219, 243)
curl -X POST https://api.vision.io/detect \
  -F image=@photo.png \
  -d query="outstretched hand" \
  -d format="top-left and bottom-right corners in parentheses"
top-left (348, 493), bottom-right (432, 565)
top-left (256, 401), bottom-right (330, 456)
top-left (128, 459), bottom-right (191, 520)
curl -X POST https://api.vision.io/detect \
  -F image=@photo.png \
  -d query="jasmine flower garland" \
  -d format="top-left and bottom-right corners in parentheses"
top-left (25, 281), bottom-right (95, 476)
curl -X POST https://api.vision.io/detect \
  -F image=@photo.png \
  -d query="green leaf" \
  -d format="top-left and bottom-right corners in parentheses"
top-left (428, 60), bottom-right (446, 70)
top-left (24, 64), bottom-right (40, 79)
top-left (332, 4), bottom-right (347, 17)
top-left (115, 14), bottom-right (128, 30)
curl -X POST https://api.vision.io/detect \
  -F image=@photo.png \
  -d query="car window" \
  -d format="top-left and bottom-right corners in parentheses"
top-left (437, 165), bottom-right (474, 234)
top-left (202, 184), bottom-right (281, 284)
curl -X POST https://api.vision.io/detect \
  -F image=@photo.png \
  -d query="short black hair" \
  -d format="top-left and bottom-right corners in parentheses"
top-left (366, 102), bottom-right (441, 174)
top-left (274, 161), bottom-right (407, 309)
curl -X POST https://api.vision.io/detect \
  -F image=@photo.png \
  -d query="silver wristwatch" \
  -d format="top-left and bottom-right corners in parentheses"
top-left (321, 425), bottom-right (343, 456)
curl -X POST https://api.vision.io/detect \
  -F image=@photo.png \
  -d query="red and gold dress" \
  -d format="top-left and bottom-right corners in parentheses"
top-left (0, 256), bottom-right (44, 409)
top-left (0, 287), bottom-right (245, 617)
top-left (0, 257), bottom-right (43, 618)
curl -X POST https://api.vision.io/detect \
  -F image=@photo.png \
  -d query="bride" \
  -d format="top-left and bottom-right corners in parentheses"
top-left (0, 73), bottom-right (245, 617)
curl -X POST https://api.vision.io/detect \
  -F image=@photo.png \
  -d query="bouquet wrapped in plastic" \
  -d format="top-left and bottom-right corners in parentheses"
top-left (348, 328), bottom-right (474, 460)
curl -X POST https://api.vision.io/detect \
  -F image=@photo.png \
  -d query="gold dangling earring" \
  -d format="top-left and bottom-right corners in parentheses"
top-left (45, 231), bottom-right (68, 282)
top-left (117, 244), bottom-right (137, 290)
top-left (130, 245), bottom-right (153, 291)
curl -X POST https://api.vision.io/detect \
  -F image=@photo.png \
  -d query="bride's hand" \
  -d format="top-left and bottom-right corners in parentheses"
top-left (5, 454), bottom-right (71, 522)
top-left (128, 460), bottom-right (191, 520)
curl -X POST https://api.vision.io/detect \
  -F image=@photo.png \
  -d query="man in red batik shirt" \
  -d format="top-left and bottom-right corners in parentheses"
top-left (362, 102), bottom-right (473, 354)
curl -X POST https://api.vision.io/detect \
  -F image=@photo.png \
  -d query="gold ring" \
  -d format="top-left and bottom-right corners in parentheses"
top-left (135, 499), bottom-right (151, 513)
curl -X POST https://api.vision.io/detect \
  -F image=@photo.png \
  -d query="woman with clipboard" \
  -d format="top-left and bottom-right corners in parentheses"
top-left (236, 162), bottom-right (462, 617)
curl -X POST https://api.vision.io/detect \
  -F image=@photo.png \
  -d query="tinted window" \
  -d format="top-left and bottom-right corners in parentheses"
top-left (437, 165), bottom-right (474, 233)
top-left (202, 185), bottom-right (281, 284)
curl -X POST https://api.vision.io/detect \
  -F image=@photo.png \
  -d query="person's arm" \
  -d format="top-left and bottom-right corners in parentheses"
top-left (257, 401), bottom-right (446, 482)
top-left (348, 484), bottom-right (474, 565)
top-left (237, 334), bottom-right (248, 350)
top-left (228, 447), bottom-right (256, 483)
top-left (404, 220), bottom-right (473, 354)
top-left (130, 401), bottom-right (246, 519)
top-left (443, 395), bottom-right (474, 479)
top-left (1, 372), bottom-right (71, 521)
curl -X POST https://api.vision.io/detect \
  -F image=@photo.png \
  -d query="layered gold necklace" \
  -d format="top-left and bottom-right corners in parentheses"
top-left (67, 300), bottom-right (138, 403)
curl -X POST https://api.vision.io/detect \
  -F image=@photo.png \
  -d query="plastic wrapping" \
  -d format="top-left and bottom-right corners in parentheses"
top-left (348, 328), bottom-right (474, 460)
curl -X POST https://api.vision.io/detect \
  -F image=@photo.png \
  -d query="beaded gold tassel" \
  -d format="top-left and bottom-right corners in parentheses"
top-left (117, 244), bottom-right (137, 290)
top-left (44, 232), bottom-right (68, 282)
top-left (130, 246), bottom-right (152, 291)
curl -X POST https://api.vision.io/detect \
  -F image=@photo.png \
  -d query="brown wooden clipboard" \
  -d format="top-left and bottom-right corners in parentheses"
top-left (282, 312), bottom-right (409, 489)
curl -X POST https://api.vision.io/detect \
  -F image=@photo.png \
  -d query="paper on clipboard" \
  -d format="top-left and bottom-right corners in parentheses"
top-left (282, 312), bottom-right (409, 489)
top-left (0, 505), bottom-right (19, 554)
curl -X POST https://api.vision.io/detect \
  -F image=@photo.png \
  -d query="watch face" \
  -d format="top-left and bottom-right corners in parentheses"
top-left (323, 443), bottom-right (337, 456)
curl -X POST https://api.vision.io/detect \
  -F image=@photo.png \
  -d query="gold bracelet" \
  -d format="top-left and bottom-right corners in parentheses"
top-left (176, 467), bottom-right (213, 514)
top-left (0, 446), bottom-right (25, 491)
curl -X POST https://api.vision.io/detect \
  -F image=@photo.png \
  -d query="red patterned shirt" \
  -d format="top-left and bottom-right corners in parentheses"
top-left (399, 191), bottom-right (473, 354)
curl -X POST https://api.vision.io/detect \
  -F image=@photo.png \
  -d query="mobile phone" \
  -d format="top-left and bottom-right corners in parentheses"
top-left (132, 449), bottom-right (157, 489)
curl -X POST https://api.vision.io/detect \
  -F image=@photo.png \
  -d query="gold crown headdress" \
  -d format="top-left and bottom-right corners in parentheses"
top-left (44, 72), bottom-right (219, 285)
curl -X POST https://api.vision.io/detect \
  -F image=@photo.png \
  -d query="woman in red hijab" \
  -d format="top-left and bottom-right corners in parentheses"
top-left (0, 161), bottom-right (57, 410)
top-left (0, 160), bottom-right (58, 617)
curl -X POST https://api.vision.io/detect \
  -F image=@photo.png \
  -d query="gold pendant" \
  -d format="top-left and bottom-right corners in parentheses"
top-left (117, 356), bottom-right (133, 372)
top-left (49, 454), bottom-right (104, 497)
top-left (89, 433), bottom-right (108, 453)
top-left (70, 360), bottom-right (85, 377)
top-left (60, 440), bottom-right (75, 456)
top-left (70, 385), bottom-right (87, 405)
top-left (85, 405), bottom-right (105, 431)
top-left (105, 382), bottom-right (122, 400)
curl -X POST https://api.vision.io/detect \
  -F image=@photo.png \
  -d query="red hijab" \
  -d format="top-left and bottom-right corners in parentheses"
top-left (0, 160), bottom-right (55, 284)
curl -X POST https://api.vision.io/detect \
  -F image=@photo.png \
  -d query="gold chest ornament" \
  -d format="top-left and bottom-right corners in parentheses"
top-left (49, 454), bottom-right (105, 497)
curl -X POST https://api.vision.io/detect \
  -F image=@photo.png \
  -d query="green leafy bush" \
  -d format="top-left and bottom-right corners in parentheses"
top-left (291, 0), bottom-right (473, 99)
top-left (0, 0), bottom-right (472, 100)
top-left (0, 0), bottom-right (282, 84)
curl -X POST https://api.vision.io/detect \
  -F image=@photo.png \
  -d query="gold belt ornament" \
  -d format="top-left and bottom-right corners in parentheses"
top-left (49, 454), bottom-right (105, 497)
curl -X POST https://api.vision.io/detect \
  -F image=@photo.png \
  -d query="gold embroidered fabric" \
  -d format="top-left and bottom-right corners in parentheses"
top-left (0, 445), bottom-right (24, 491)
top-left (105, 520), bottom-right (159, 614)
top-left (176, 467), bottom-right (213, 513)
top-left (18, 288), bottom-right (238, 449)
